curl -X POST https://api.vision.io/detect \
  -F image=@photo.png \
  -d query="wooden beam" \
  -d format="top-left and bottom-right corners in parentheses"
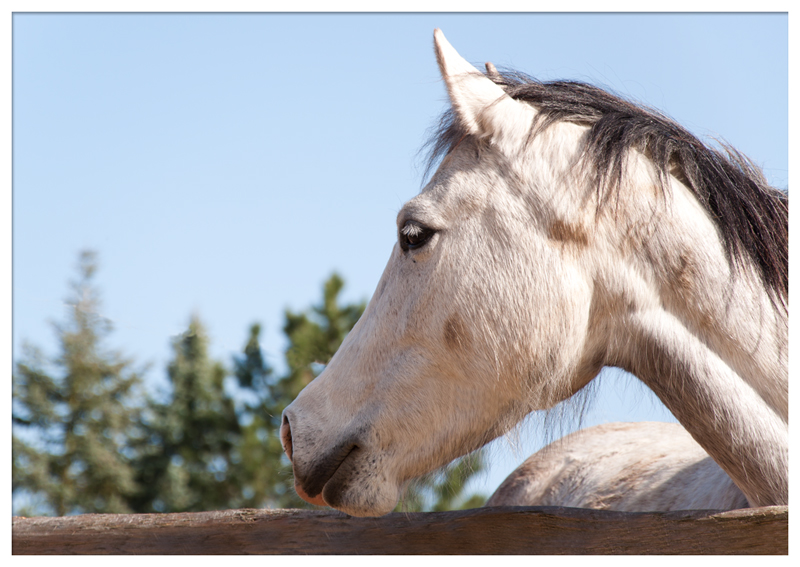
top-left (12, 505), bottom-right (787, 555)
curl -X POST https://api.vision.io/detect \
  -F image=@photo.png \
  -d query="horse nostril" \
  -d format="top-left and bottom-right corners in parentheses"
top-left (280, 414), bottom-right (293, 462)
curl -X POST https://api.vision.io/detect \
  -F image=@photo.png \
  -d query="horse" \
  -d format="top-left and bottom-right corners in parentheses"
top-left (280, 29), bottom-right (788, 517)
top-left (486, 421), bottom-right (748, 511)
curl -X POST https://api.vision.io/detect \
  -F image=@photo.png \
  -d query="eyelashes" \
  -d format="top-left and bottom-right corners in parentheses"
top-left (399, 220), bottom-right (436, 252)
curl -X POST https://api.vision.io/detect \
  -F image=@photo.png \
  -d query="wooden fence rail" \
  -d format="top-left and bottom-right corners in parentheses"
top-left (12, 505), bottom-right (787, 555)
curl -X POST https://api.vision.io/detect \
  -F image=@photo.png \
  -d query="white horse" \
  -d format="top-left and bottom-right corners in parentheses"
top-left (486, 422), bottom-right (748, 511)
top-left (280, 30), bottom-right (788, 517)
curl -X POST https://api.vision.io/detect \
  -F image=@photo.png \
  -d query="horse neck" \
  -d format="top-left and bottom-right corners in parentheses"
top-left (595, 171), bottom-right (788, 506)
top-left (608, 306), bottom-right (787, 507)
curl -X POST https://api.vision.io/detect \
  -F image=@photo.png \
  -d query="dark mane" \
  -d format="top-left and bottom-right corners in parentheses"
top-left (423, 69), bottom-right (788, 309)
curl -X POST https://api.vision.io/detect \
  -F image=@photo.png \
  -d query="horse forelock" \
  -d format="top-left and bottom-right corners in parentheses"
top-left (421, 69), bottom-right (788, 310)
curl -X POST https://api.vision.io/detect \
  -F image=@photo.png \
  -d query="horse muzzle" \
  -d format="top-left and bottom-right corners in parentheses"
top-left (281, 409), bottom-right (364, 506)
top-left (281, 401), bottom-right (401, 516)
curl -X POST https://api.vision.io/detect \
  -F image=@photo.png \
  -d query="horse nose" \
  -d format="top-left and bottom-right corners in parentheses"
top-left (280, 413), bottom-right (293, 463)
top-left (281, 410), bottom-right (328, 507)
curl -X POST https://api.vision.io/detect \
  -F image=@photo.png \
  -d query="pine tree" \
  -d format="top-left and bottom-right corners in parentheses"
top-left (12, 251), bottom-right (145, 516)
top-left (132, 316), bottom-right (243, 512)
top-left (277, 273), bottom-right (365, 408)
top-left (229, 323), bottom-right (293, 508)
top-left (13, 262), bottom-right (487, 515)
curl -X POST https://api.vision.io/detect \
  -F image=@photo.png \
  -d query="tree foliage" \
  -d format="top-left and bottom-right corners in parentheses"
top-left (230, 322), bottom-right (293, 508)
top-left (12, 256), bottom-right (486, 515)
top-left (13, 251), bottom-right (145, 516)
top-left (131, 315), bottom-right (245, 512)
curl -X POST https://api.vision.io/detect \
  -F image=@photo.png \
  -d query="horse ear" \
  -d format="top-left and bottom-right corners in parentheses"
top-left (433, 29), bottom-right (536, 144)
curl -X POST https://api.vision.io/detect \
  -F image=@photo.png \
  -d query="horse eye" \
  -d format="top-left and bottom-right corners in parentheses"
top-left (399, 221), bottom-right (435, 251)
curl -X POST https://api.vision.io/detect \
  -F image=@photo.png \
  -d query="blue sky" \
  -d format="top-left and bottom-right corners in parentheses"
top-left (11, 13), bottom-right (789, 500)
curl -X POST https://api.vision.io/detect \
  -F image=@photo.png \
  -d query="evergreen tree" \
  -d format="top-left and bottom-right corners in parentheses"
top-left (132, 316), bottom-right (243, 512)
top-left (13, 262), bottom-right (487, 515)
top-left (130, 276), bottom-right (372, 514)
top-left (12, 251), bottom-right (145, 516)
top-left (229, 323), bottom-right (292, 508)
top-left (277, 273), bottom-right (365, 408)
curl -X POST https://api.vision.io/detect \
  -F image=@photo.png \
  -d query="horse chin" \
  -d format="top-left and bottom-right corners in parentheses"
top-left (320, 473), bottom-right (401, 517)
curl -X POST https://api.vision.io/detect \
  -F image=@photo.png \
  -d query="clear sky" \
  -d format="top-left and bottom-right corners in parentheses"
top-left (11, 13), bottom-right (789, 500)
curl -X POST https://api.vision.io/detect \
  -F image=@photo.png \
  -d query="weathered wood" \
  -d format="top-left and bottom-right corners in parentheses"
top-left (12, 505), bottom-right (787, 555)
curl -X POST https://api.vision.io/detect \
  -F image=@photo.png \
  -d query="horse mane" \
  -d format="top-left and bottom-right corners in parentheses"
top-left (423, 69), bottom-right (788, 309)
